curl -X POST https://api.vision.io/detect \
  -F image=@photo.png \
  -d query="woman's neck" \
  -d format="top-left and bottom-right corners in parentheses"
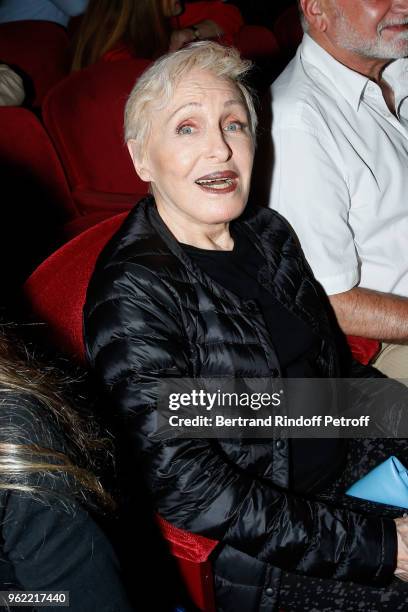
top-left (156, 201), bottom-right (234, 251)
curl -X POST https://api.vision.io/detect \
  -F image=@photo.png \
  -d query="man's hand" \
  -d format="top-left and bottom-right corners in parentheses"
top-left (329, 287), bottom-right (408, 343)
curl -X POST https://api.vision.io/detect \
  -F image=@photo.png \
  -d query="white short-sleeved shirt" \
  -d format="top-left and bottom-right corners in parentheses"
top-left (269, 34), bottom-right (408, 296)
top-left (0, 0), bottom-right (88, 27)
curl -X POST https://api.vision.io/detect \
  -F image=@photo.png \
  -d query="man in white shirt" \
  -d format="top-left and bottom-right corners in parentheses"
top-left (269, 0), bottom-right (408, 377)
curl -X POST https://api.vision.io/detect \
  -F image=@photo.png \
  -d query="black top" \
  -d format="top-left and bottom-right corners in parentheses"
top-left (182, 227), bottom-right (346, 494)
top-left (0, 392), bottom-right (134, 612)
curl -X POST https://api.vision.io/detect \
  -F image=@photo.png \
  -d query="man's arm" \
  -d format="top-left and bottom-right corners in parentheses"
top-left (270, 125), bottom-right (359, 296)
top-left (330, 287), bottom-right (408, 343)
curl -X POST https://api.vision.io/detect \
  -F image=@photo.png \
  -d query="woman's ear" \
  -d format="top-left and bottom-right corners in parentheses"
top-left (127, 140), bottom-right (152, 182)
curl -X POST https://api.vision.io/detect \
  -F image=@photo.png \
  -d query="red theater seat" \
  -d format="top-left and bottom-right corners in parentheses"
top-left (23, 212), bottom-right (218, 610)
top-left (24, 213), bottom-right (128, 359)
top-left (0, 20), bottom-right (69, 107)
top-left (0, 107), bottom-right (120, 246)
top-left (0, 106), bottom-right (76, 219)
top-left (42, 59), bottom-right (151, 216)
top-left (0, 107), bottom-right (80, 288)
top-left (346, 335), bottom-right (380, 366)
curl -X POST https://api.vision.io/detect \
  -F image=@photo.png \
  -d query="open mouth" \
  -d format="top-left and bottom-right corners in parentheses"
top-left (384, 24), bottom-right (408, 31)
top-left (380, 20), bottom-right (408, 34)
top-left (196, 177), bottom-right (234, 188)
top-left (195, 171), bottom-right (238, 194)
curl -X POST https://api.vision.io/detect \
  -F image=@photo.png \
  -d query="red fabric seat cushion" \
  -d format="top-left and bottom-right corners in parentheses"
top-left (0, 106), bottom-right (77, 219)
top-left (72, 189), bottom-right (143, 216)
top-left (42, 58), bottom-right (151, 206)
top-left (0, 20), bottom-right (69, 106)
top-left (24, 213), bottom-right (128, 359)
top-left (346, 335), bottom-right (381, 365)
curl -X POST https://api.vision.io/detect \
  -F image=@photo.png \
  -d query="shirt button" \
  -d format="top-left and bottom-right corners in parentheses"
top-left (271, 368), bottom-right (279, 377)
top-left (245, 300), bottom-right (257, 312)
top-left (265, 587), bottom-right (274, 596)
top-left (275, 439), bottom-right (285, 450)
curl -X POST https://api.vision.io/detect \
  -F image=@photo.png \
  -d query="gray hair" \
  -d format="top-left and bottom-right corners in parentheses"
top-left (297, 0), bottom-right (309, 32)
top-left (124, 41), bottom-right (257, 159)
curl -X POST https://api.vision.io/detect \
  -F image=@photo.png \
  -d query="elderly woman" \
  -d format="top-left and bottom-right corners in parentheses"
top-left (84, 42), bottom-right (408, 611)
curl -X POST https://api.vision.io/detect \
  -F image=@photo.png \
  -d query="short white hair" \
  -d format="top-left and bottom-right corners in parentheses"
top-left (124, 41), bottom-right (257, 159)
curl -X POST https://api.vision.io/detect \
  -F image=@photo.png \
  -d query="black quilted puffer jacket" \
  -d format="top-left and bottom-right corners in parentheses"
top-left (84, 196), bottom-right (396, 612)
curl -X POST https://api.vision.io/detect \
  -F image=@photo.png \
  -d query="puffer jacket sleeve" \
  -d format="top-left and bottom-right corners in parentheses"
top-left (84, 260), bottom-right (397, 586)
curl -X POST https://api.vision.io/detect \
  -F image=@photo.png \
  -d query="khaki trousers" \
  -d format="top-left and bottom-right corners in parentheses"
top-left (372, 342), bottom-right (408, 380)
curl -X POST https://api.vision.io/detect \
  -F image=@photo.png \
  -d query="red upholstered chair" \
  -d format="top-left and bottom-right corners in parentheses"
top-left (0, 20), bottom-right (69, 107)
top-left (273, 5), bottom-right (303, 60)
top-left (61, 211), bottom-right (122, 241)
top-left (0, 106), bottom-right (76, 220)
top-left (0, 106), bottom-right (119, 246)
top-left (23, 213), bottom-right (128, 359)
top-left (23, 213), bottom-right (218, 611)
top-left (0, 106), bottom-right (79, 289)
top-left (42, 59), bottom-right (151, 216)
top-left (346, 335), bottom-right (380, 366)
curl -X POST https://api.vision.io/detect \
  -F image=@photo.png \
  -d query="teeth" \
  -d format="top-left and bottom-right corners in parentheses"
top-left (196, 178), bottom-right (233, 186)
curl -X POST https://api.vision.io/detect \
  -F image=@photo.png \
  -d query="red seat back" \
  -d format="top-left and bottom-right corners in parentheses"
top-left (23, 212), bottom-right (128, 359)
top-left (0, 106), bottom-right (76, 219)
top-left (42, 59), bottom-right (151, 215)
top-left (0, 20), bottom-right (69, 107)
top-left (0, 107), bottom-right (79, 289)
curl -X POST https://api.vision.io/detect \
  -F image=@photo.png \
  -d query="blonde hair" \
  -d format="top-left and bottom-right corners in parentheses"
top-left (124, 41), bottom-right (258, 160)
top-left (0, 328), bottom-right (114, 511)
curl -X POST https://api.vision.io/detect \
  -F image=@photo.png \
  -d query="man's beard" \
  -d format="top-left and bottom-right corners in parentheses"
top-left (333, 10), bottom-right (408, 60)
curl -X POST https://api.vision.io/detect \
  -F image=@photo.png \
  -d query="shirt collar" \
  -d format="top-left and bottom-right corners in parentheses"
top-left (382, 59), bottom-right (408, 114)
top-left (300, 33), bottom-right (408, 112)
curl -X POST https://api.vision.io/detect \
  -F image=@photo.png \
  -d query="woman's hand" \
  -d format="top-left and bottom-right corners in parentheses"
top-left (394, 516), bottom-right (408, 581)
top-left (169, 20), bottom-right (224, 51)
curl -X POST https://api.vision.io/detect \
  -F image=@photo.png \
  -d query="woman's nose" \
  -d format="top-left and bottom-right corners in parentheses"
top-left (205, 128), bottom-right (232, 162)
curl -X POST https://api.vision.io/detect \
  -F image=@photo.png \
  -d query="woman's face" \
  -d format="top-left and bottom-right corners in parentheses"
top-left (131, 70), bottom-right (255, 232)
top-left (162, 0), bottom-right (183, 18)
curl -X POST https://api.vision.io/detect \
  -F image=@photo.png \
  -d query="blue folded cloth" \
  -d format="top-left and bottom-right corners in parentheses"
top-left (346, 456), bottom-right (408, 509)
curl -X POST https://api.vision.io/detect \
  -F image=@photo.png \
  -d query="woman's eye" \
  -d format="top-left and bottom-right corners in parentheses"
top-left (176, 124), bottom-right (194, 135)
top-left (225, 121), bottom-right (245, 132)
